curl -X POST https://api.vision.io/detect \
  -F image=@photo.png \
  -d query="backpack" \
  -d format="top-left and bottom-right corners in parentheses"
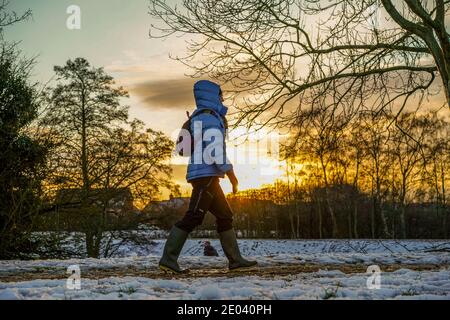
top-left (176, 109), bottom-right (220, 157)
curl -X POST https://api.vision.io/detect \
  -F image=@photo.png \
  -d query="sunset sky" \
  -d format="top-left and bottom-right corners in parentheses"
top-left (5, 0), bottom-right (284, 196)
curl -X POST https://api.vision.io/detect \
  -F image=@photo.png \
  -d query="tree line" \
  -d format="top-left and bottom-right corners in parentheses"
top-left (219, 109), bottom-right (449, 240)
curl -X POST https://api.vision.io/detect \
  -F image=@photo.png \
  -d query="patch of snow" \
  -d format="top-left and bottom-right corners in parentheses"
top-left (0, 288), bottom-right (20, 300)
top-left (30, 229), bottom-right (450, 259)
top-left (1, 239), bottom-right (449, 300)
top-left (1, 268), bottom-right (449, 300)
top-left (194, 285), bottom-right (224, 300)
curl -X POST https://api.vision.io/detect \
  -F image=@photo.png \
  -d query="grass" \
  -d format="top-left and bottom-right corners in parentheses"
top-left (401, 288), bottom-right (418, 296)
top-left (119, 286), bottom-right (137, 295)
top-left (322, 282), bottom-right (341, 300)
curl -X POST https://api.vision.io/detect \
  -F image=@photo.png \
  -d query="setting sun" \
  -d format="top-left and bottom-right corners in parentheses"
top-left (171, 126), bottom-right (288, 196)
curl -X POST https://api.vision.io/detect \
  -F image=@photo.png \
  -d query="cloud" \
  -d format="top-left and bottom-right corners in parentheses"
top-left (130, 78), bottom-right (196, 110)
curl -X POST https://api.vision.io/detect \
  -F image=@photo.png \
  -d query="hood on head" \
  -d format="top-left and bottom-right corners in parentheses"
top-left (193, 80), bottom-right (228, 116)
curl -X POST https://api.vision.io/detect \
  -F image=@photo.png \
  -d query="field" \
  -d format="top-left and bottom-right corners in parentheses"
top-left (0, 239), bottom-right (449, 300)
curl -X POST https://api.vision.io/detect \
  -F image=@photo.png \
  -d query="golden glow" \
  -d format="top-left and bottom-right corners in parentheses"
top-left (170, 127), bottom-right (288, 197)
top-left (220, 159), bottom-right (286, 194)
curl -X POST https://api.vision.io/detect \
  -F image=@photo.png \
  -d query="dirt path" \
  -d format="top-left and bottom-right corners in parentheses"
top-left (0, 263), bottom-right (446, 283)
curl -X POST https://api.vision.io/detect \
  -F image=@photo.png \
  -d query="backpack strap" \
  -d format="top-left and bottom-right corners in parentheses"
top-left (191, 109), bottom-right (226, 129)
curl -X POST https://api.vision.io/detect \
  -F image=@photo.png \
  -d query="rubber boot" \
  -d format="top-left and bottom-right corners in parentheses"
top-left (159, 226), bottom-right (189, 274)
top-left (219, 229), bottom-right (257, 271)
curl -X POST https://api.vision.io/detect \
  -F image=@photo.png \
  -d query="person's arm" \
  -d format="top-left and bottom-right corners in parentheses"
top-left (226, 169), bottom-right (239, 194)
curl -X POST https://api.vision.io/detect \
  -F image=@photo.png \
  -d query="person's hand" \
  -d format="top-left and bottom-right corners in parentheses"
top-left (226, 169), bottom-right (239, 194)
top-left (231, 180), bottom-right (239, 194)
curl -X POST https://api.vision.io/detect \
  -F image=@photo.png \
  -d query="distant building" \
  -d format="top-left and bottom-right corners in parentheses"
top-left (142, 197), bottom-right (190, 227)
top-left (55, 188), bottom-right (136, 216)
top-left (144, 197), bottom-right (190, 215)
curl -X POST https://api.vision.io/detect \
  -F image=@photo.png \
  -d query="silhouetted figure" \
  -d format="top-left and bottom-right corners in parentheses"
top-left (159, 80), bottom-right (257, 274)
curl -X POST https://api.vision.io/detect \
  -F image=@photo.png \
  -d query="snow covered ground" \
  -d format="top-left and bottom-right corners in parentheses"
top-left (1, 268), bottom-right (449, 300)
top-left (117, 238), bottom-right (450, 257)
top-left (0, 239), bottom-right (449, 300)
top-left (28, 226), bottom-right (450, 259)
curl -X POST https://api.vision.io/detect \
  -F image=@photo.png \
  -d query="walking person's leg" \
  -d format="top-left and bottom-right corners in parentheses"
top-left (159, 177), bottom-right (214, 273)
top-left (208, 179), bottom-right (257, 270)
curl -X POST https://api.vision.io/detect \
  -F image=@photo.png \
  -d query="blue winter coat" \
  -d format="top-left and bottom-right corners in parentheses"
top-left (186, 80), bottom-right (233, 182)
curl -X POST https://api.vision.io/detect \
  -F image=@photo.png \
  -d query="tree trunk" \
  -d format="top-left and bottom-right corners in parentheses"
top-left (81, 92), bottom-right (89, 200)
top-left (348, 210), bottom-right (352, 239)
top-left (353, 204), bottom-right (358, 239)
top-left (377, 188), bottom-right (390, 238)
top-left (392, 216), bottom-right (396, 239)
top-left (435, 18), bottom-right (450, 107)
top-left (370, 165), bottom-right (376, 239)
top-left (289, 210), bottom-right (296, 239)
top-left (326, 195), bottom-right (338, 237)
top-left (85, 231), bottom-right (100, 258)
top-left (353, 157), bottom-right (360, 239)
top-left (400, 174), bottom-right (408, 239)
top-left (380, 206), bottom-right (390, 238)
top-left (285, 163), bottom-right (296, 239)
top-left (86, 232), bottom-right (93, 257)
top-left (382, 0), bottom-right (450, 108)
top-left (371, 198), bottom-right (376, 239)
top-left (94, 231), bottom-right (102, 258)
top-left (317, 199), bottom-right (323, 239)
top-left (441, 161), bottom-right (447, 237)
top-left (275, 211), bottom-right (279, 238)
top-left (400, 205), bottom-right (407, 239)
top-left (320, 157), bottom-right (338, 237)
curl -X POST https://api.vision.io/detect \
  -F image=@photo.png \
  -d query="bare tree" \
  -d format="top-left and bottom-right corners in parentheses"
top-left (422, 110), bottom-right (450, 236)
top-left (149, 0), bottom-right (449, 130)
top-left (390, 112), bottom-right (430, 238)
top-left (286, 93), bottom-right (352, 237)
top-left (0, 0), bottom-right (31, 37)
top-left (358, 112), bottom-right (392, 238)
